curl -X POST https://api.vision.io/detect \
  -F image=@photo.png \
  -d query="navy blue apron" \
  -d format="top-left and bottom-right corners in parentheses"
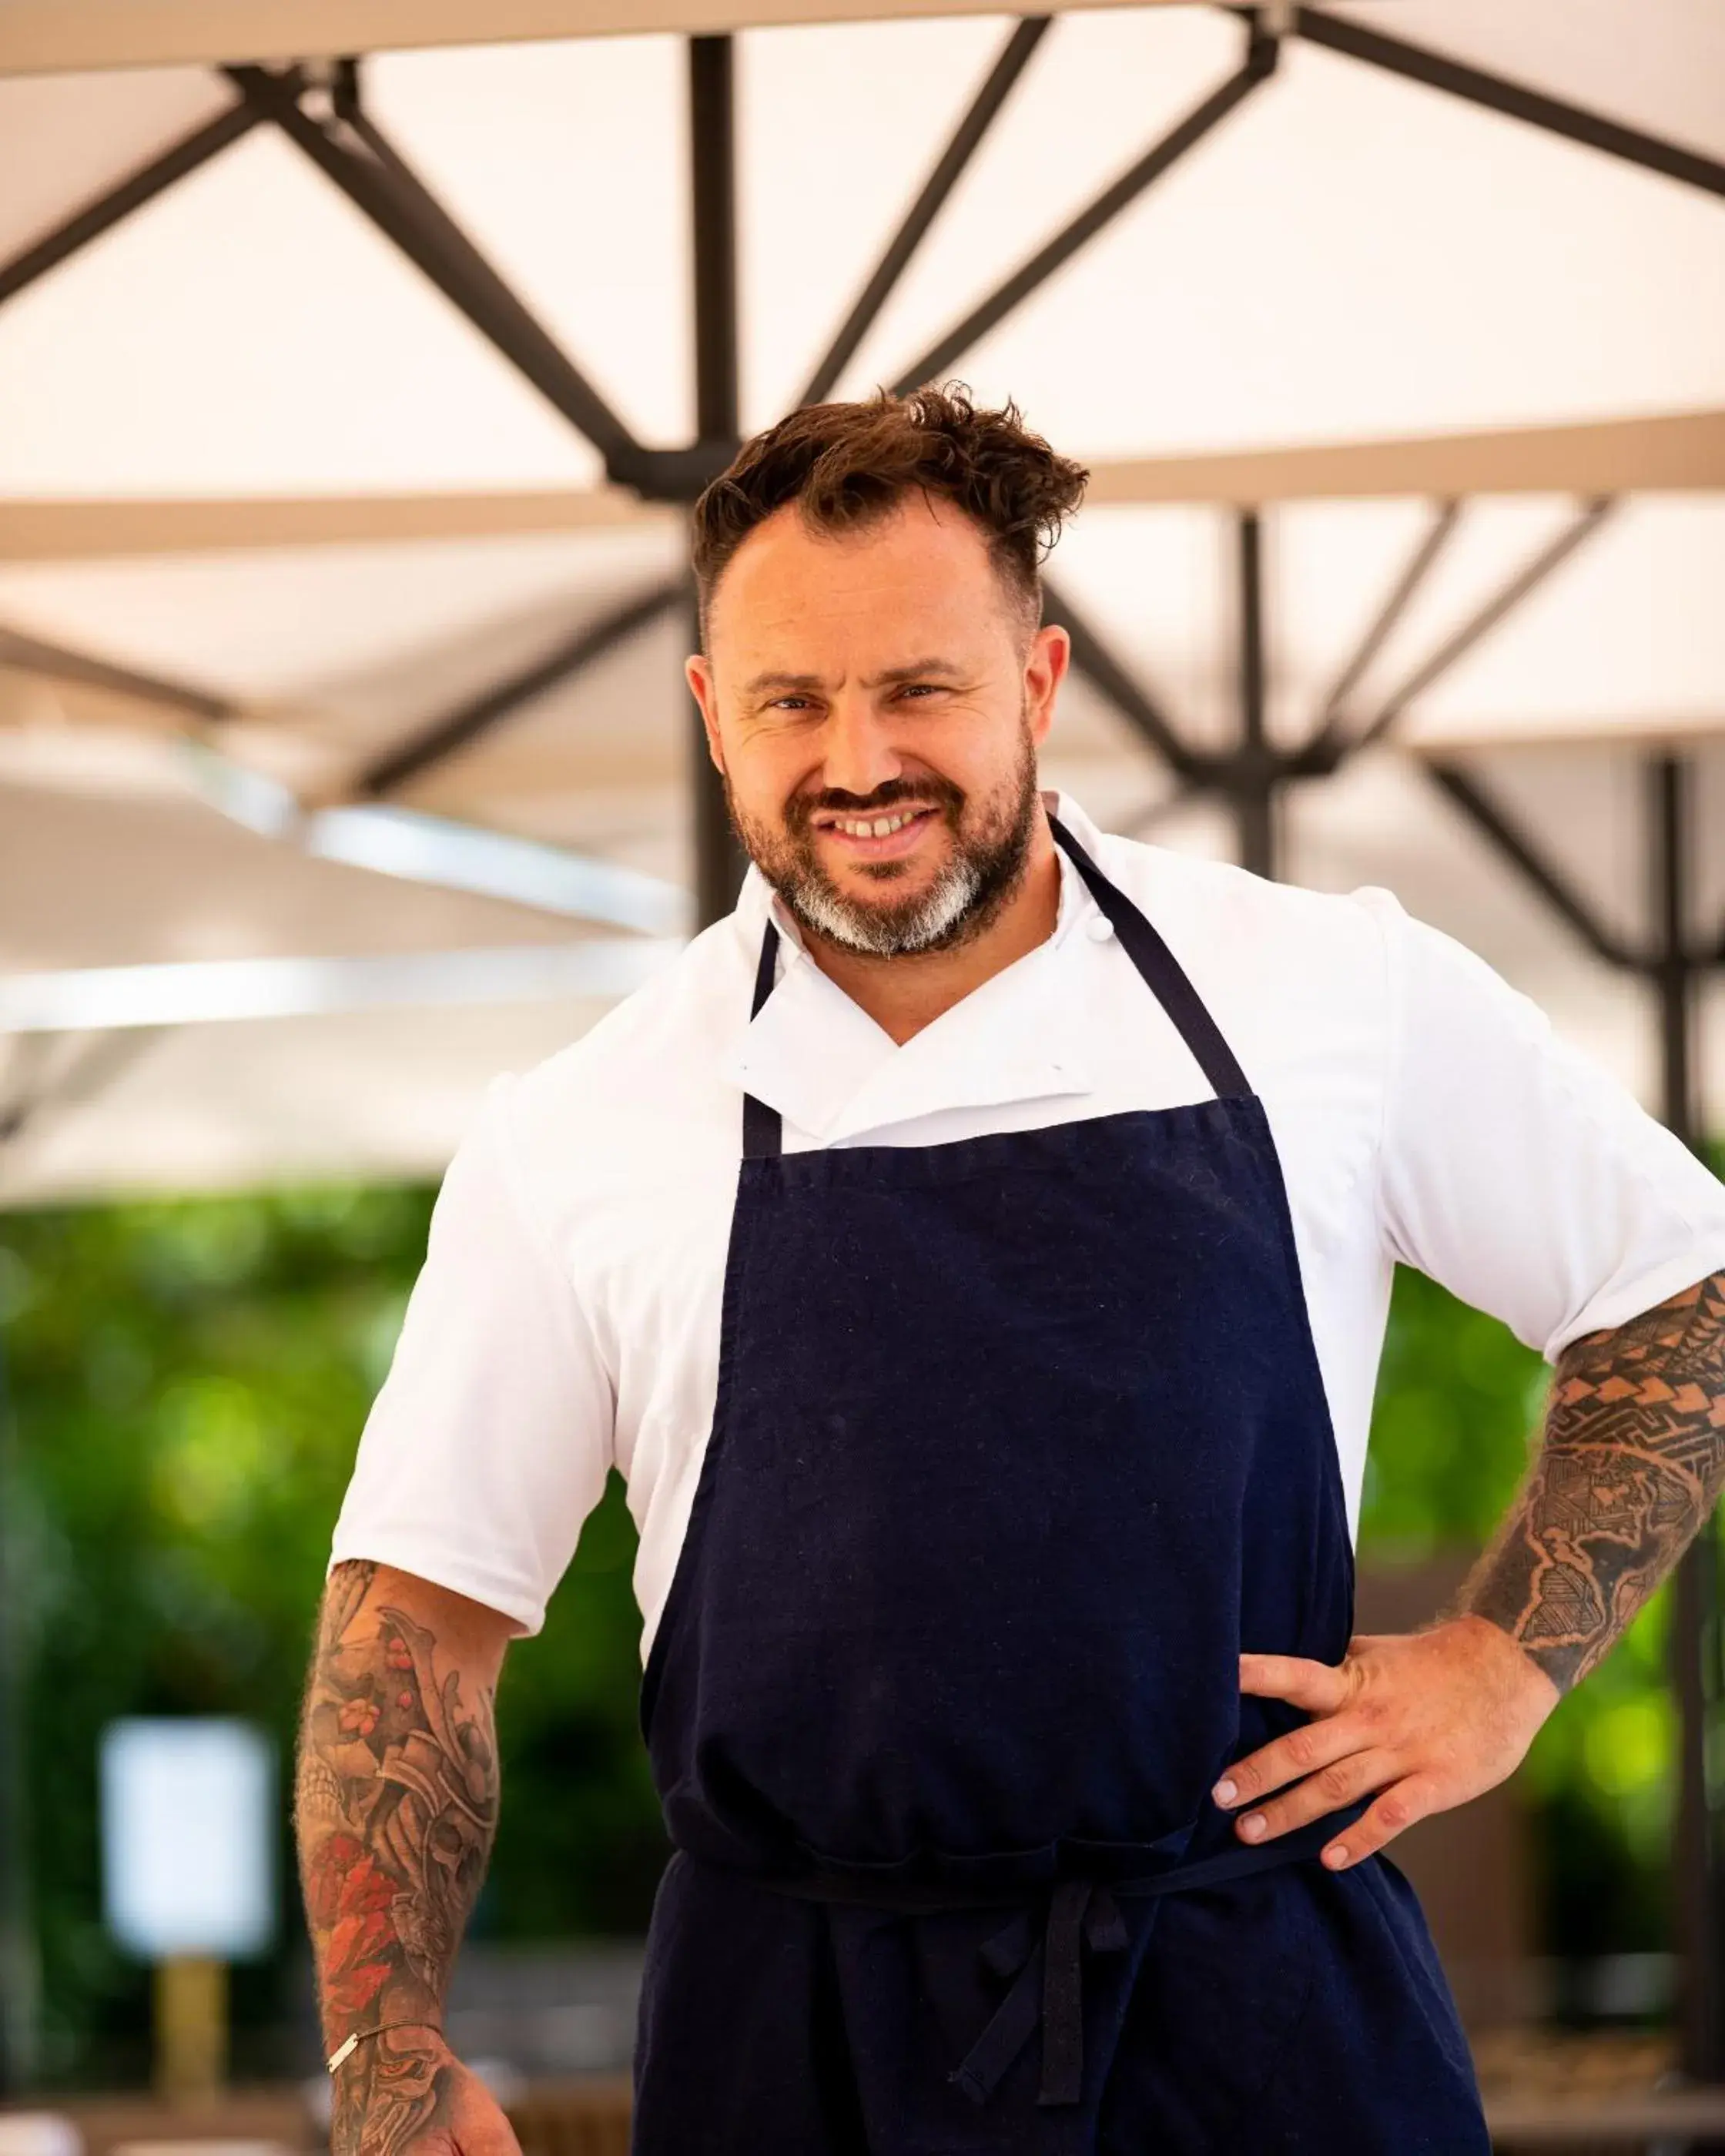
top-left (632, 819), bottom-right (1487, 2154)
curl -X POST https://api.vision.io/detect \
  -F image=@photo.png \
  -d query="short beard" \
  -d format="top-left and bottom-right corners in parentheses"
top-left (729, 730), bottom-right (1041, 959)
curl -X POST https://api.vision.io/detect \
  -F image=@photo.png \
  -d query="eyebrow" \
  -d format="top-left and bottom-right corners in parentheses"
top-left (739, 658), bottom-right (968, 698)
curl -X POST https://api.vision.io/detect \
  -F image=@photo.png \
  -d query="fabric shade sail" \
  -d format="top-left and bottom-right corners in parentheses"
top-left (0, 0), bottom-right (1720, 1201)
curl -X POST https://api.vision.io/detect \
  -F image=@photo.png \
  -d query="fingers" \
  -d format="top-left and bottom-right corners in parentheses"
top-left (1237, 1652), bottom-right (1353, 1716)
top-left (1319, 1774), bottom-right (1440, 1870)
top-left (1226, 1748), bottom-right (1396, 1847)
top-left (1212, 1711), bottom-right (1364, 1813)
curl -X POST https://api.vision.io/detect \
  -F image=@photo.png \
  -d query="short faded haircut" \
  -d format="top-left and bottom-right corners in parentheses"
top-left (691, 383), bottom-right (1090, 647)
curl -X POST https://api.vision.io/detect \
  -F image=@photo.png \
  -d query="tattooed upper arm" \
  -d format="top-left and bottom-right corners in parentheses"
top-left (1465, 1267), bottom-right (1725, 1692)
top-left (296, 1561), bottom-right (511, 2156)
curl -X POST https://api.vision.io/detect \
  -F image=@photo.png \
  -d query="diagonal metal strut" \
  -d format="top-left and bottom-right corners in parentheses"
top-left (1338, 497), bottom-right (1615, 761)
top-left (1295, 7), bottom-right (1725, 201)
top-left (1044, 577), bottom-right (1199, 779)
top-left (0, 624), bottom-right (235, 725)
top-left (0, 91), bottom-right (272, 310)
top-left (1423, 759), bottom-right (1634, 969)
top-left (890, 22), bottom-right (1278, 397)
top-left (224, 62), bottom-right (649, 487)
top-left (798, 16), bottom-right (1053, 408)
top-left (355, 576), bottom-right (688, 798)
top-left (1301, 499), bottom-right (1462, 764)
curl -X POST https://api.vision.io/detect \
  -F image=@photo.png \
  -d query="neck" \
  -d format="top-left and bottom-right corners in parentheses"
top-left (796, 808), bottom-right (1062, 1045)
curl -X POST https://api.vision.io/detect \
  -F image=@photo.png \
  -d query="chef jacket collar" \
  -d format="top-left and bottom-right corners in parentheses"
top-left (723, 792), bottom-right (1104, 1145)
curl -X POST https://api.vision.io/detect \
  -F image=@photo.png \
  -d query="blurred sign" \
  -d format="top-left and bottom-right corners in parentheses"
top-left (99, 1720), bottom-right (275, 1960)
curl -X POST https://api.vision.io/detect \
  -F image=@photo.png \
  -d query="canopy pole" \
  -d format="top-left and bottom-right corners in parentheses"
top-left (1650, 752), bottom-right (1725, 2087)
top-left (688, 35), bottom-right (748, 929)
top-left (1231, 508), bottom-right (1277, 879)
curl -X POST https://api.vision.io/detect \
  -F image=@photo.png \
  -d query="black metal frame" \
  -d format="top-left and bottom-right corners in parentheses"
top-left (1294, 8), bottom-right (1725, 203)
top-left (0, 88), bottom-right (276, 310)
top-left (355, 578), bottom-right (687, 798)
top-left (686, 35), bottom-right (753, 924)
top-left (3, 5), bottom-right (1724, 2083)
top-left (796, 17), bottom-right (1053, 410)
top-left (889, 24), bottom-right (1279, 397)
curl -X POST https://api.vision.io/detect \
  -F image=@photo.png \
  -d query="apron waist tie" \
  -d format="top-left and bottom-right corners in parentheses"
top-left (742, 1803), bottom-right (1368, 2112)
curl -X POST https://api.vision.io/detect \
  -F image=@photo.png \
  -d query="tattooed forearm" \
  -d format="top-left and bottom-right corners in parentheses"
top-left (1465, 1267), bottom-right (1725, 1692)
top-left (296, 1561), bottom-right (501, 2156)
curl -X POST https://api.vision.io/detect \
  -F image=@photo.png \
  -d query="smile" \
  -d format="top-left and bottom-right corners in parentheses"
top-left (829, 810), bottom-right (923, 838)
top-left (811, 805), bottom-right (941, 861)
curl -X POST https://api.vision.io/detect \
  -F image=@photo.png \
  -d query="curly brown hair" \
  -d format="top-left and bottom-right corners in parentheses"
top-left (690, 384), bottom-right (1089, 644)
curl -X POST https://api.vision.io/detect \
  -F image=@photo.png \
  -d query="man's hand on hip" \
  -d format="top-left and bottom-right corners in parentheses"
top-left (1211, 1617), bottom-right (1559, 1871)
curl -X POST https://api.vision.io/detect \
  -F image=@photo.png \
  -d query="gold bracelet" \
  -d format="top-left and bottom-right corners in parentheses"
top-left (327, 2021), bottom-right (443, 2074)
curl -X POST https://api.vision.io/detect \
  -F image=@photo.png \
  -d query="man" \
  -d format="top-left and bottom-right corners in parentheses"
top-left (299, 387), bottom-right (1725, 2155)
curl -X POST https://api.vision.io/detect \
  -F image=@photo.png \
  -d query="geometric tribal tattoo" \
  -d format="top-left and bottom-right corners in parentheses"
top-left (295, 1560), bottom-right (500, 2156)
top-left (1465, 1267), bottom-right (1725, 1692)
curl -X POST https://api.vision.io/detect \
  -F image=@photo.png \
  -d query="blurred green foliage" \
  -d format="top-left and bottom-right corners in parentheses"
top-left (1358, 1266), bottom-right (1687, 1960)
top-left (0, 1188), bottom-right (665, 2087)
top-left (0, 1190), bottom-right (1709, 2081)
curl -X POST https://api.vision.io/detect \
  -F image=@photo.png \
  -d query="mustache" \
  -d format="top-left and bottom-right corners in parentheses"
top-left (784, 775), bottom-right (965, 833)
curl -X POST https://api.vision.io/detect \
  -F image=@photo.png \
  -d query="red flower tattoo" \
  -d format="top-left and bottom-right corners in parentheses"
top-left (339, 1696), bottom-right (380, 1739)
top-left (385, 1637), bottom-right (414, 1672)
top-left (307, 1834), bottom-right (399, 2020)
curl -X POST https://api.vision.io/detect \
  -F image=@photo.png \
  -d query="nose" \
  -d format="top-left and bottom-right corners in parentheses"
top-left (818, 694), bottom-right (903, 802)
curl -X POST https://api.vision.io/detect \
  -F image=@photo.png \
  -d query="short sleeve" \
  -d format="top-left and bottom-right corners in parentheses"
top-left (1367, 889), bottom-right (1725, 1361)
top-left (329, 1073), bottom-right (614, 1635)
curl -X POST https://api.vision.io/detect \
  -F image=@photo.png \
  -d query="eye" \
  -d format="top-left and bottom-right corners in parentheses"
top-left (894, 682), bottom-right (944, 700)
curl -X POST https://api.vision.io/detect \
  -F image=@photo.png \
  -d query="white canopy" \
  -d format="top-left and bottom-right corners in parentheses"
top-left (0, 0), bottom-right (1720, 1200)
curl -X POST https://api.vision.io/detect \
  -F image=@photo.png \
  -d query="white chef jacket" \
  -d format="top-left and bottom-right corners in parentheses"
top-left (330, 792), bottom-right (1725, 1650)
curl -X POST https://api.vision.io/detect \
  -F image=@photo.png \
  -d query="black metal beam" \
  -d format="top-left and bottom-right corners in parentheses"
top-left (0, 624), bottom-right (234, 725)
top-left (889, 22), bottom-right (1278, 397)
top-left (797, 16), bottom-right (1053, 408)
top-left (1231, 507), bottom-right (1277, 878)
top-left (1423, 758), bottom-right (1634, 969)
top-left (1300, 500), bottom-right (1462, 768)
top-left (1043, 575), bottom-right (1200, 779)
top-left (1652, 755), bottom-right (1700, 1139)
top-left (356, 577), bottom-right (685, 798)
top-left (689, 37), bottom-right (741, 450)
top-left (688, 36), bottom-right (751, 926)
top-left (225, 64), bottom-right (649, 487)
top-left (1344, 498), bottom-right (1614, 758)
top-left (1295, 8), bottom-right (1725, 202)
top-left (0, 93), bottom-right (270, 311)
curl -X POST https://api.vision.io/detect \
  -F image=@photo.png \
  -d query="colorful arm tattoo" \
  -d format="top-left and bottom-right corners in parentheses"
top-left (296, 1561), bottom-right (501, 2156)
top-left (1466, 1267), bottom-right (1725, 1692)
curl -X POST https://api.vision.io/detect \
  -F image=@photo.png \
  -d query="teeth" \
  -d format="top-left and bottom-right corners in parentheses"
top-left (834, 810), bottom-right (920, 839)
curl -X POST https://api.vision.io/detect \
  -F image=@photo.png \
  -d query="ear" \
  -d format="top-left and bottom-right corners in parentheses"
top-left (685, 654), bottom-right (726, 775)
top-left (1023, 624), bottom-right (1070, 749)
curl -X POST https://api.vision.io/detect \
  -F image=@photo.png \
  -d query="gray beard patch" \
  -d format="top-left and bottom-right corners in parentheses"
top-left (788, 852), bottom-right (986, 957)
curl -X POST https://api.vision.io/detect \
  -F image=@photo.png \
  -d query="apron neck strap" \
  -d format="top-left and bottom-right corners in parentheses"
top-left (738, 819), bottom-right (1251, 1160)
top-left (1047, 815), bottom-right (1250, 1100)
top-left (742, 922), bottom-right (785, 1159)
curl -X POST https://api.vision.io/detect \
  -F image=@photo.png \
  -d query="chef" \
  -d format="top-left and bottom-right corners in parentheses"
top-left (300, 387), bottom-right (1725, 2156)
